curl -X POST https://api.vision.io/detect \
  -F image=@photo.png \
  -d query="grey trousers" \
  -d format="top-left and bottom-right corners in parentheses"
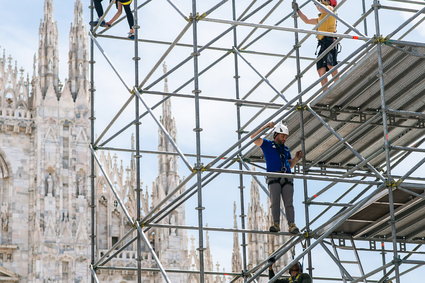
top-left (267, 177), bottom-right (294, 224)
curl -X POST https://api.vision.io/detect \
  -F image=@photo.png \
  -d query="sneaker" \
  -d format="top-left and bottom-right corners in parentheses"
top-left (288, 223), bottom-right (300, 234)
top-left (127, 32), bottom-right (135, 40)
top-left (89, 20), bottom-right (107, 27)
top-left (269, 223), bottom-right (280, 233)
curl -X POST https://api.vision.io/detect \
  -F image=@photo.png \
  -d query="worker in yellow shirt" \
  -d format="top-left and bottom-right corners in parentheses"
top-left (293, 0), bottom-right (339, 89)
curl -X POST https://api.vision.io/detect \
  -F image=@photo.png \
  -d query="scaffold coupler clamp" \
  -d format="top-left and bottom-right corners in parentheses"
top-left (385, 179), bottom-right (400, 188)
top-left (192, 163), bottom-right (207, 173)
top-left (392, 256), bottom-right (402, 266)
top-left (296, 104), bottom-right (307, 111)
top-left (189, 12), bottom-right (207, 22)
top-left (303, 230), bottom-right (314, 239)
top-left (373, 35), bottom-right (389, 45)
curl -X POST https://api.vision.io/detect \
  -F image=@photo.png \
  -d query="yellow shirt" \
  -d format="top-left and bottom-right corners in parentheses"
top-left (317, 6), bottom-right (337, 40)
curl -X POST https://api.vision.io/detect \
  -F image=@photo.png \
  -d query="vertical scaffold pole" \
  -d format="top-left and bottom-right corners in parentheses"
top-left (132, 0), bottom-right (143, 281)
top-left (191, 0), bottom-right (205, 281)
top-left (362, 0), bottom-right (368, 35)
top-left (231, 0), bottom-right (248, 279)
top-left (89, 1), bottom-right (97, 282)
top-left (292, 0), bottom-right (313, 277)
top-left (373, 1), bottom-right (400, 282)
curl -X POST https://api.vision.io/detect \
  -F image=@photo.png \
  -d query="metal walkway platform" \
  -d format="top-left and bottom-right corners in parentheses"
top-left (246, 45), bottom-right (425, 173)
top-left (336, 183), bottom-right (425, 243)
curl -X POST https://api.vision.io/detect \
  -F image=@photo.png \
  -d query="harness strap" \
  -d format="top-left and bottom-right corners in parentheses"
top-left (267, 177), bottom-right (293, 186)
top-left (289, 273), bottom-right (301, 283)
top-left (120, 0), bottom-right (133, 5)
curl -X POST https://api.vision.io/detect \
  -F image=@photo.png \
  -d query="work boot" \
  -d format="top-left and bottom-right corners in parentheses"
top-left (269, 223), bottom-right (280, 233)
top-left (288, 223), bottom-right (300, 234)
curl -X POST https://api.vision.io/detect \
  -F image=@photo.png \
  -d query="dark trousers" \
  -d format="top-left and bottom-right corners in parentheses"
top-left (94, 0), bottom-right (134, 29)
top-left (267, 177), bottom-right (294, 224)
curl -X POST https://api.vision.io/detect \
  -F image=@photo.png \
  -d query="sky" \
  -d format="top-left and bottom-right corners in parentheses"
top-left (1, 0), bottom-right (425, 281)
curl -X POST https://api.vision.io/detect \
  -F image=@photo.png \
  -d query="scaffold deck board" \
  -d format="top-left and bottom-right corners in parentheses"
top-left (333, 184), bottom-right (425, 243)
top-left (246, 45), bottom-right (425, 172)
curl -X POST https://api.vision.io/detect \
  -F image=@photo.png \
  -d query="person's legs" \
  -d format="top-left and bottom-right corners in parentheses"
top-left (281, 182), bottom-right (294, 224)
top-left (122, 4), bottom-right (134, 31)
top-left (325, 39), bottom-right (339, 83)
top-left (317, 67), bottom-right (328, 87)
top-left (94, 0), bottom-right (104, 18)
top-left (269, 181), bottom-right (282, 225)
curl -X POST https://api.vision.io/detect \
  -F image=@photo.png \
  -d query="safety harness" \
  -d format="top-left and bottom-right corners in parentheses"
top-left (288, 273), bottom-right (301, 283)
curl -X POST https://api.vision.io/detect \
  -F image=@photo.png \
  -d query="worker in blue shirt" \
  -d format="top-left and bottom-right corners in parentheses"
top-left (251, 121), bottom-right (303, 233)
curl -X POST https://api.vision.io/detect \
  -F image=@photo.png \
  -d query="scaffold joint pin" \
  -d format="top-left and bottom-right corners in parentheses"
top-left (373, 36), bottom-right (389, 44)
top-left (303, 231), bottom-right (313, 238)
top-left (296, 104), bottom-right (307, 111)
top-left (197, 12), bottom-right (207, 21)
top-left (192, 163), bottom-right (207, 173)
top-left (385, 180), bottom-right (398, 187)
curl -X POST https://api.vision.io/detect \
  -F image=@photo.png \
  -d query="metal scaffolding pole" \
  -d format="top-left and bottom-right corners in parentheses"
top-left (373, 1), bottom-right (401, 282)
top-left (132, 0), bottom-right (142, 281)
top-left (89, 1), bottom-right (96, 282)
top-left (292, 0), bottom-right (313, 276)
top-left (190, 0), bottom-right (205, 281)
top-left (231, 0), bottom-right (248, 280)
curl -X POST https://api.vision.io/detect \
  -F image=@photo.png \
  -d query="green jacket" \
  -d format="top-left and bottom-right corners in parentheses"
top-left (269, 268), bottom-right (312, 283)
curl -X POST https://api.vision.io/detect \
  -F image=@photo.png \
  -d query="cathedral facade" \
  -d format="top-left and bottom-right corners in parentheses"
top-left (0, 0), bottom-right (289, 282)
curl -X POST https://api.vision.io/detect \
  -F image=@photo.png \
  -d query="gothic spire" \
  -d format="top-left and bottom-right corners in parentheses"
top-left (232, 202), bottom-right (242, 273)
top-left (157, 62), bottom-right (178, 187)
top-left (38, 0), bottom-right (60, 98)
top-left (68, 0), bottom-right (88, 101)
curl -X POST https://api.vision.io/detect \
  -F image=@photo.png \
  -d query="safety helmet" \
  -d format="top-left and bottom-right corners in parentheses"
top-left (273, 123), bottom-right (289, 136)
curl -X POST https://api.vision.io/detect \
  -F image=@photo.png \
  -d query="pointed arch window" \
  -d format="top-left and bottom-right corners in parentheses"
top-left (0, 153), bottom-right (10, 238)
top-left (0, 154), bottom-right (9, 179)
top-left (62, 121), bottom-right (71, 169)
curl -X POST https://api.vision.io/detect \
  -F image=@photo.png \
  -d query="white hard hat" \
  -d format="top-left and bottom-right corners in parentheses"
top-left (273, 122), bottom-right (289, 135)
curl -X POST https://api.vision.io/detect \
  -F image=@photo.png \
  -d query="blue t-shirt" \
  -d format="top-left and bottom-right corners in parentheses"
top-left (260, 139), bottom-right (292, 173)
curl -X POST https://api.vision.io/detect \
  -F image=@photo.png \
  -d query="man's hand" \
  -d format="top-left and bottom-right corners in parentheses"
top-left (292, 2), bottom-right (300, 12)
top-left (266, 121), bottom-right (276, 129)
top-left (295, 150), bottom-right (304, 159)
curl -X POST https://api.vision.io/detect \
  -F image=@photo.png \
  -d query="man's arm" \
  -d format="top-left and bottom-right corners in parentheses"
top-left (250, 122), bottom-right (275, 147)
top-left (292, 2), bottom-right (318, 25)
top-left (106, 3), bottom-right (123, 26)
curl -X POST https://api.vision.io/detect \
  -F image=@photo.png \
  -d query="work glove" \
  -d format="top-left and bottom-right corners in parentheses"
top-left (292, 2), bottom-right (299, 11)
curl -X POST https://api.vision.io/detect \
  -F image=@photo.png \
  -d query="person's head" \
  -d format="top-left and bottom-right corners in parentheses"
top-left (289, 262), bottom-right (302, 276)
top-left (273, 123), bottom-right (289, 144)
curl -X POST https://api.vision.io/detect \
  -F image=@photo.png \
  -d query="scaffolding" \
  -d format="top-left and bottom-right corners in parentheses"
top-left (89, 0), bottom-right (425, 282)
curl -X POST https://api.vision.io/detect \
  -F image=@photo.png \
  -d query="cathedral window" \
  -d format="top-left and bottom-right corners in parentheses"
top-left (112, 236), bottom-right (119, 248)
top-left (62, 261), bottom-right (69, 280)
top-left (62, 123), bottom-right (70, 169)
